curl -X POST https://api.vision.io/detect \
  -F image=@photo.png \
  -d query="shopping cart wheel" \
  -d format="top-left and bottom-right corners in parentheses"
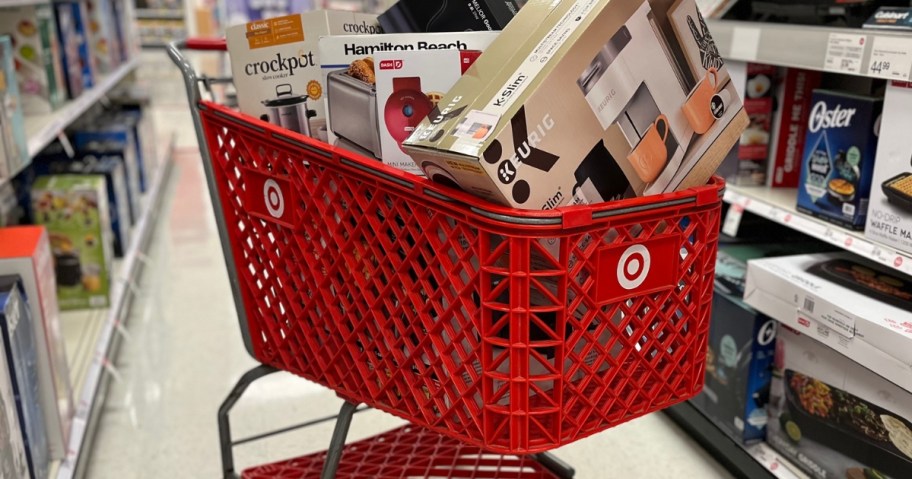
top-left (534, 452), bottom-right (576, 479)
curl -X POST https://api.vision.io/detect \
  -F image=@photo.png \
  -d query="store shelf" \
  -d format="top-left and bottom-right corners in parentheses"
top-left (724, 185), bottom-right (912, 277)
top-left (135, 8), bottom-right (184, 19)
top-left (666, 402), bottom-right (808, 479)
top-left (48, 133), bottom-right (175, 479)
top-left (0, 0), bottom-right (50, 6)
top-left (707, 19), bottom-right (912, 80)
top-left (24, 58), bottom-right (139, 159)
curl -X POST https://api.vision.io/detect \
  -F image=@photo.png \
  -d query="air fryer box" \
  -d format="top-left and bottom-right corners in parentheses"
top-left (768, 326), bottom-right (912, 479)
top-left (53, 0), bottom-right (96, 99)
top-left (744, 252), bottom-right (912, 392)
top-left (226, 10), bottom-right (380, 143)
top-left (866, 81), bottom-right (912, 256)
top-left (0, 226), bottom-right (73, 459)
top-left (796, 90), bottom-right (882, 230)
top-left (0, 277), bottom-right (49, 479)
top-left (691, 246), bottom-right (778, 444)
top-left (31, 175), bottom-right (114, 310)
top-left (379, 0), bottom-right (524, 33)
top-left (0, 4), bottom-right (67, 113)
top-left (404, 0), bottom-right (748, 210)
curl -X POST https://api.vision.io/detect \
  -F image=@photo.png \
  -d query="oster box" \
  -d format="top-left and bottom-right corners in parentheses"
top-left (796, 90), bottom-right (883, 230)
top-left (771, 68), bottom-right (822, 188)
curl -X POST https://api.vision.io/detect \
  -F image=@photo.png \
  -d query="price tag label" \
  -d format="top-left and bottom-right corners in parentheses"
top-left (824, 33), bottom-right (866, 75)
top-left (722, 204), bottom-right (744, 237)
top-left (868, 35), bottom-right (912, 81)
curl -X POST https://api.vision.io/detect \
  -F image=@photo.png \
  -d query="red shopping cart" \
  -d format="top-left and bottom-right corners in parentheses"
top-left (169, 38), bottom-right (723, 478)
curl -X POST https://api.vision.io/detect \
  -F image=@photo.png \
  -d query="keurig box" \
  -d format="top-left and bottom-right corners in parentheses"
top-left (379, 0), bottom-right (525, 33)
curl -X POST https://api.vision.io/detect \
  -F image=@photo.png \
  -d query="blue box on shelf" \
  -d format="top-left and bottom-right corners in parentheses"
top-left (0, 276), bottom-right (49, 479)
top-left (73, 125), bottom-right (140, 222)
top-left (53, 0), bottom-right (96, 99)
top-left (796, 90), bottom-right (883, 230)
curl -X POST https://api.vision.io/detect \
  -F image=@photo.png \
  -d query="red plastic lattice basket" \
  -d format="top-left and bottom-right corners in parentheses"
top-left (242, 425), bottom-right (563, 478)
top-left (198, 101), bottom-right (721, 454)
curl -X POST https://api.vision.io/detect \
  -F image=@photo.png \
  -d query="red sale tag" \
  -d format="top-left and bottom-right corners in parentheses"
top-left (595, 235), bottom-right (681, 304)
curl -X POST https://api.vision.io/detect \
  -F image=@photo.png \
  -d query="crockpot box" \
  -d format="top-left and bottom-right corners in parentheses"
top-left (319, 31), bottom-right (500, 156)
top-left (796, 90), bottom-right (882, 230)
top-left (0, 226), bottom-right (73, 460)
top-left (768, 326), bottom-right (912, 479)
top-left (866, 81), bottom-right (912, 256)
top-left (30, 175), bottom-right (113, 311)
top-left (0, 5), bottom-right (67, 114)
top-left (378, 0), bottom-right (525, 33)
top-left (226, 10), bottom-right (380, 143)
top-left (404, 0), bottom-right (748, 211)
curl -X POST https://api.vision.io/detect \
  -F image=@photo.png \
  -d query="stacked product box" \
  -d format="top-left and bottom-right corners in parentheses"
top-left (84, 0), bottom-right (122, 74)
top-left (0, 321), bottom-right (29, 479)
top-left (73, 123), bottom-right (142, 222)
top-left (0, 35), bottom-right (29, 182)
top-left (769, 68), bottom-right (822, 188)
top-left (0, 277), bottom-right (49, 479)
top-left (796, 90), bottom-right (883, 230)
top-left (378, 0), bottom-right (525, 32)
top-left (320, 32), bottom-right (498, 172)
top-left (31, 175), bottom-right (114, 310)
top-left (403, 0), bottom-right (748, 210)
top-left (732, 63), bottom-right (776, 186)
top-left (865, 81), bottom-right (912, 256)
top-left (0, 226), bottom-right (73, 460)
top-left (54, 0), bottom-right (96, 99)
top-left (226, 10), bottom-right (380, 143)
top-left (0, 4), bottom-right (67, 114)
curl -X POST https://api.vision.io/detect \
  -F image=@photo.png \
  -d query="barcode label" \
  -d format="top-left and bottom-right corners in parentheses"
top-left (803, 297), bottom-right (815, 313)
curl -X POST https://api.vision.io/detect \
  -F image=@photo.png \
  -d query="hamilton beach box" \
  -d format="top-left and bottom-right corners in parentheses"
top-left (226, 10), bottom-right (380, 143)
top-left (403, 0), bottom-right (748, 210)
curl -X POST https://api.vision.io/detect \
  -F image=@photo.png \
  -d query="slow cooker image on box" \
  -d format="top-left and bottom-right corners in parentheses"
top-left (261, 84), bottom-right (317, 137)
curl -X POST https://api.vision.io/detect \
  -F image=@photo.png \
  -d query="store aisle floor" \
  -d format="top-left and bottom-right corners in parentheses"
top-left (84, 53), bottom-right (734, 479)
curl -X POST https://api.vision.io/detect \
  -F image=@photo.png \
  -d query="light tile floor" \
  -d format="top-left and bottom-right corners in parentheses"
top-left (84, 51), bottom-right (733, 479)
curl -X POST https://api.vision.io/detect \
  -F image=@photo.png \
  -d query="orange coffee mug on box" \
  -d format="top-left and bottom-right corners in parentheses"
top-left (627, 114), bottom-right (669, 183)
top-left (682, 68), bottom-right (719, 135)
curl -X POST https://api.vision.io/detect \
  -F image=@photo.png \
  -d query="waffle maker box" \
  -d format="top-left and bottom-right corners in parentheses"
top-left (403, 0), bottom-right (748, 210)
top-left (768, 326), bottom-right (912, 479)
top-left (226, 10), bottom-right (380, 142)
top-left (0, 226), bottom-right (73, 459)
top-left (796, 90), bottom-right (883, 230)
top-left (373, 49), bottom-right (483, 175)
top-left (866, 81), bottom-right (912, 256)
top-left (319, 31), bottom-right (500, 157)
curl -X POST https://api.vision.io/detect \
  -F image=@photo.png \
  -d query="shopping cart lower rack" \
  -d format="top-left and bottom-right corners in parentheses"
top-left (170, 38), bottom-right (724, 477)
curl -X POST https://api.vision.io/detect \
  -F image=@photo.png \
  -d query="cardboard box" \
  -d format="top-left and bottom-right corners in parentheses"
top-left (692, 246), bottom-right (778, 444)
top-left (53, 0), bottom-right (96, 99)
top-left (796, 90), bottom-right (882, 230)
top-left (768, 326), bottom-right (912, 479)
top-left (744, 252), bottom-right (912, 392)
top-left (0, 226), bottom-right (73, 459)
top-left (404, 0), bottom-right (748, 210)
top-left (226, 10), bottom-right (380, 142)
top-left (31, 175), bottom-right (114, 310)
top-left (373, 48), bottom-right (483, 174)
top-left (0, 320), bottom-right (29, 479)
top-left (84, 0), bottom-right (122, 73)
top-left (865, 81), bottom-right (912, 256)
top-left (0, 277), bottom-right (49, 479)
top-left (0, 35), bottom-right (29, 181)
top-left (379, 0), bottom-right (524, 33)
top-left (73, 124), bottom-right (142, 223)
top-left (0, 5), bottom-right (67, 114)
top-left (319, 31), bottom-right (500, 156)
top-left (732, 63), bottom-right (776, 186)
top-left (770, 68), bottom-right (822, 188)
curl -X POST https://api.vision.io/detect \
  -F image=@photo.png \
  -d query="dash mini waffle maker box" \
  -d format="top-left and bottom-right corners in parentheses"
top-left (373, 49), bottom-right (483, 175)
top-left (768, 326), bottom-right (912, 479)
top-left (0, 5), bottom-right (67, 114)
top-left (796, 90), bottom-right (882, 230)
top-left (31, 175), bottom-right (113, 310)
top-left (403, 0), bottom-right (748, 209)
top-left (226, 10), bottom-right (380, 142)
top-left (866, 81), bottom-right (912, 256)
top-left (0, 226), bottom-right (73, 459)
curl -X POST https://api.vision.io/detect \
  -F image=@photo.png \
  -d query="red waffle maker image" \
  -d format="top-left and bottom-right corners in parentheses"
top-left (384, 77), bottom-right (434, 153)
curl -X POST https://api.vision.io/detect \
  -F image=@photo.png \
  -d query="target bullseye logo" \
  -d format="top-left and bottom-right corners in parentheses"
top-left (617, 245), bottom-right (651, 290)
top-left (263, 179), bottom-right (285, 219)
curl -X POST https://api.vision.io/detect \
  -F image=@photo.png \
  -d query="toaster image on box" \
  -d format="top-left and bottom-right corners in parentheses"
top-left (327, 67), bottom-right (381, 158)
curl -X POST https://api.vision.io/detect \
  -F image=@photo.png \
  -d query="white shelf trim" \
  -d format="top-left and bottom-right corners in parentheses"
top-left (724, 185), bottom-right (912, 277)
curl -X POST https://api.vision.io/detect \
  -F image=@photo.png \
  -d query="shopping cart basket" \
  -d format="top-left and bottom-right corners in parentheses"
top-left (169, 36), bottom-right (723, 469)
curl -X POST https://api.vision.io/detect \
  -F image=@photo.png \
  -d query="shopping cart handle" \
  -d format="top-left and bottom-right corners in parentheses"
top-left (185, 37), bottom-right (227, 51)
